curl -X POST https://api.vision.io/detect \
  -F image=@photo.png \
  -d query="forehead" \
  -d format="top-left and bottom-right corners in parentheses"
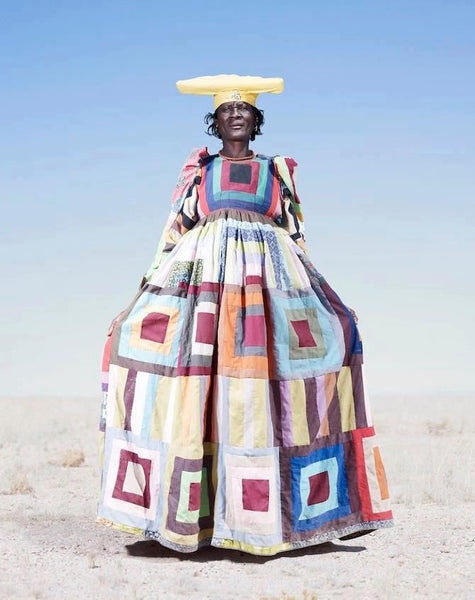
top-left (217, 101), bottom-right (253, 112)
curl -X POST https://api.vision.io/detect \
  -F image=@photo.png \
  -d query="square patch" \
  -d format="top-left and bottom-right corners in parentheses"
top-left (268, 293), bottom-right (345, 379)
top-left (352, 427), bottom-right (392, 519)
top-left (117, 292), bottom-right (185, 368)
top-left (166, 455), bottom-right (214, 536)
top-left (191, 301), bottom-right (218, 358)
top-left (224, 452), bottom-right (279, 536)
top-left (230, 163), bottom-right (252, 185)
top-left (290, 443), bottom-right (351, 532)
top-left (103, 438), bottom-right (160, 521)
top-left (287, 308), bottom-right (326, 359)
top-left (221, 159), bottom-right (260, 194)
top-left (141, 312), bottom-right (170, 344)
top-left (234, 303), bottom-right (267, 358)
top-left (242, 478), bottom-right (270, 511)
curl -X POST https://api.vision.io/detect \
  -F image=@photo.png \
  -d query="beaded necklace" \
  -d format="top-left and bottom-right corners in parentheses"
top-left (218, 151), bottom-right (255, 161)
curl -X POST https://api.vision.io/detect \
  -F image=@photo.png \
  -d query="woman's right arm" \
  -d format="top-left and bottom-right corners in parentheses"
top-left (143, 148), bottom-right (208, 283)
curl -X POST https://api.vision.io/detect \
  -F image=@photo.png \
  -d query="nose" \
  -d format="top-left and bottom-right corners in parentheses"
top-left (230, 105), bottom-right (242, 117)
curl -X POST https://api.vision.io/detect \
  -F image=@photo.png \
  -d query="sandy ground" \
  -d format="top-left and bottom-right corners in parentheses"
top-left (1, 393), bottom-right (474, 600)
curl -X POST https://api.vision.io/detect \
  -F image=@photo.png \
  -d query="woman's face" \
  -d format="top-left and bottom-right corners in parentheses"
top-left (215, 101), bottom-right (255, 142)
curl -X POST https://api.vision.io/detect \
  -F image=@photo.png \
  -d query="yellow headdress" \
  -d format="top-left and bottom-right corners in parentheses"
top-left (176, 74), bottom-right (284, 110)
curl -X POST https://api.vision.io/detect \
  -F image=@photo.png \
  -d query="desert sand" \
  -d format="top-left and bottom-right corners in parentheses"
top-left (1, 393), bottom-right (474, 599)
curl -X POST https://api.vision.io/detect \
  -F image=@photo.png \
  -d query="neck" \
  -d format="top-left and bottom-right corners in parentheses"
top-left (220, 141), bottom-right (252, 159)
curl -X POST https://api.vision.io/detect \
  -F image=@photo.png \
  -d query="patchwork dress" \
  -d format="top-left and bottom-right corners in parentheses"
top-left (97, 148), bottom-right (393, 556)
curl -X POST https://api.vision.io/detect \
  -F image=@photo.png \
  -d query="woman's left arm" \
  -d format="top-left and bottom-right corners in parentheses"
top-left (273, 156), bottom-right (306, 252)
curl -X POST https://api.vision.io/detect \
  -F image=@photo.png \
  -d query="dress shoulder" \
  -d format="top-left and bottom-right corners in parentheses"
top-left (171, 147), bottom-right (209, 205)
top-left (272, 155), bottom-right (301, 205)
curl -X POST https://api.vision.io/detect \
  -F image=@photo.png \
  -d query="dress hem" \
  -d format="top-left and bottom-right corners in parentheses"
top-left (97, 517), bottom-right (394, 557)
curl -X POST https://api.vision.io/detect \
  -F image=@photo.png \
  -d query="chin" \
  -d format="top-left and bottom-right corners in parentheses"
top-left (227, 133), bottom-right (252, 142)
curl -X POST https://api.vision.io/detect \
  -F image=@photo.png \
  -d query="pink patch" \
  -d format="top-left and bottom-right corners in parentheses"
top-left (245, 275), bottom-right (262, 286)
top-left (188, 482), bottom-right (201, 512)
top-left (140, 312), bottom-right (170, 343)
top-left (291, 319), bottom-right (317, 347)
top-left (242, 478), bottom-right (270, 512)
top-left (308, 471), bottom-right (330, 505)
top-left (244, 315), bottom-right (266, 347)
top-left (220, 160), bottom-right (260, 194)
top-left (195, 312), bottom-right (215, 344)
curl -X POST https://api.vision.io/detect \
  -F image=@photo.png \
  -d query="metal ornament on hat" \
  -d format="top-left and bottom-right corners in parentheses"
top-left (230, 90), bottom-right (242, 100)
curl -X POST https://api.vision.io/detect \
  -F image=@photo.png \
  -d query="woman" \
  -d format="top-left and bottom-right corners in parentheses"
top-left (97, 75), bottom-right (393, 556)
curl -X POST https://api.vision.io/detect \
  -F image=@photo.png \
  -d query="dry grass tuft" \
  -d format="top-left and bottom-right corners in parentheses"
top-left (88, 554), bottom-right (99, 569)
top-left (3, 471), bottom-right (34, 495)
top-left (425, 418), bottom-right (454, 436)
top-left (60, 449), bottom-right (85, 467)
top-left (259, 592), bottom-right (318, 600)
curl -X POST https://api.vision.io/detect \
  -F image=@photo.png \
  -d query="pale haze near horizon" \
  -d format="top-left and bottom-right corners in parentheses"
top-left (1, 0), bottom-right (474, 398)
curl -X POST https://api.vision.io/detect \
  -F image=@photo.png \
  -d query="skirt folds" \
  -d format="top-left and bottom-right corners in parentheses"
top-left (97, 209), bottom-right (393, 555)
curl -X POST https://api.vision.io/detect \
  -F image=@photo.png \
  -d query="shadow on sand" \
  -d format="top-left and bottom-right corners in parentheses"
top-left (125, 539), bottom-right (366, 563)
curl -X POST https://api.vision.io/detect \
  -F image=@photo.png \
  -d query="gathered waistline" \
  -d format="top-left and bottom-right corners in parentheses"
top-left (197, 207), bottom-right (278, 227)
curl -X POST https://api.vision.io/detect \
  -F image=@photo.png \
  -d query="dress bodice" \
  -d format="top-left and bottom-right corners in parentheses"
top-left (144, 149), bottom-right (306, 280)
top-left (197, 155), bottom-right (281, 219)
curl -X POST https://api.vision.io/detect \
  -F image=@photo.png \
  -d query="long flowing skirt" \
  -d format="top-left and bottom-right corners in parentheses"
top-left (97, 209), bottom-right (393, 555)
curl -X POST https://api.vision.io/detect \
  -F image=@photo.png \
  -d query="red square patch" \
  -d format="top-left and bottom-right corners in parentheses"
top-left (140, 312), bottom-right (170, 344)
top-left (242, 478), bottom-right (270, 512)
top-left (290, 319), bottom-right (317, 348)
top-left (195, 312), bottom-right (215, 344)
top-left (244, 314), bottom-right (266, 347)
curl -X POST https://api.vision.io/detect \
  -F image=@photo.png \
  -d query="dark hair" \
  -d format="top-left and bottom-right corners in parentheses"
top-left (204, 105), bottom-right (265, 141)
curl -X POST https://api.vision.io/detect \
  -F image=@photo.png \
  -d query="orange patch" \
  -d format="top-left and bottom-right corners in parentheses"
top-left (217, 289), bottom-right (268, 379)
top-left (373, 446), bottom-right (390, 500)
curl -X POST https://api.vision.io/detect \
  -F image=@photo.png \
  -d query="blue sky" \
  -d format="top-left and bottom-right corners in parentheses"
top-left (1, 0), bottom-right (474, 397)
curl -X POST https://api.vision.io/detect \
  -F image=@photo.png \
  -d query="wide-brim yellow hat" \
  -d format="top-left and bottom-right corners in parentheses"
top-left (176, 74), bottom-right (284, 110)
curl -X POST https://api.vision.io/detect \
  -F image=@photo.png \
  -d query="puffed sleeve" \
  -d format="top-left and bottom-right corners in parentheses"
top-left (143, 148), bottom-right (208, 282)
top-left (273, 156), bottom-right (306, 252)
